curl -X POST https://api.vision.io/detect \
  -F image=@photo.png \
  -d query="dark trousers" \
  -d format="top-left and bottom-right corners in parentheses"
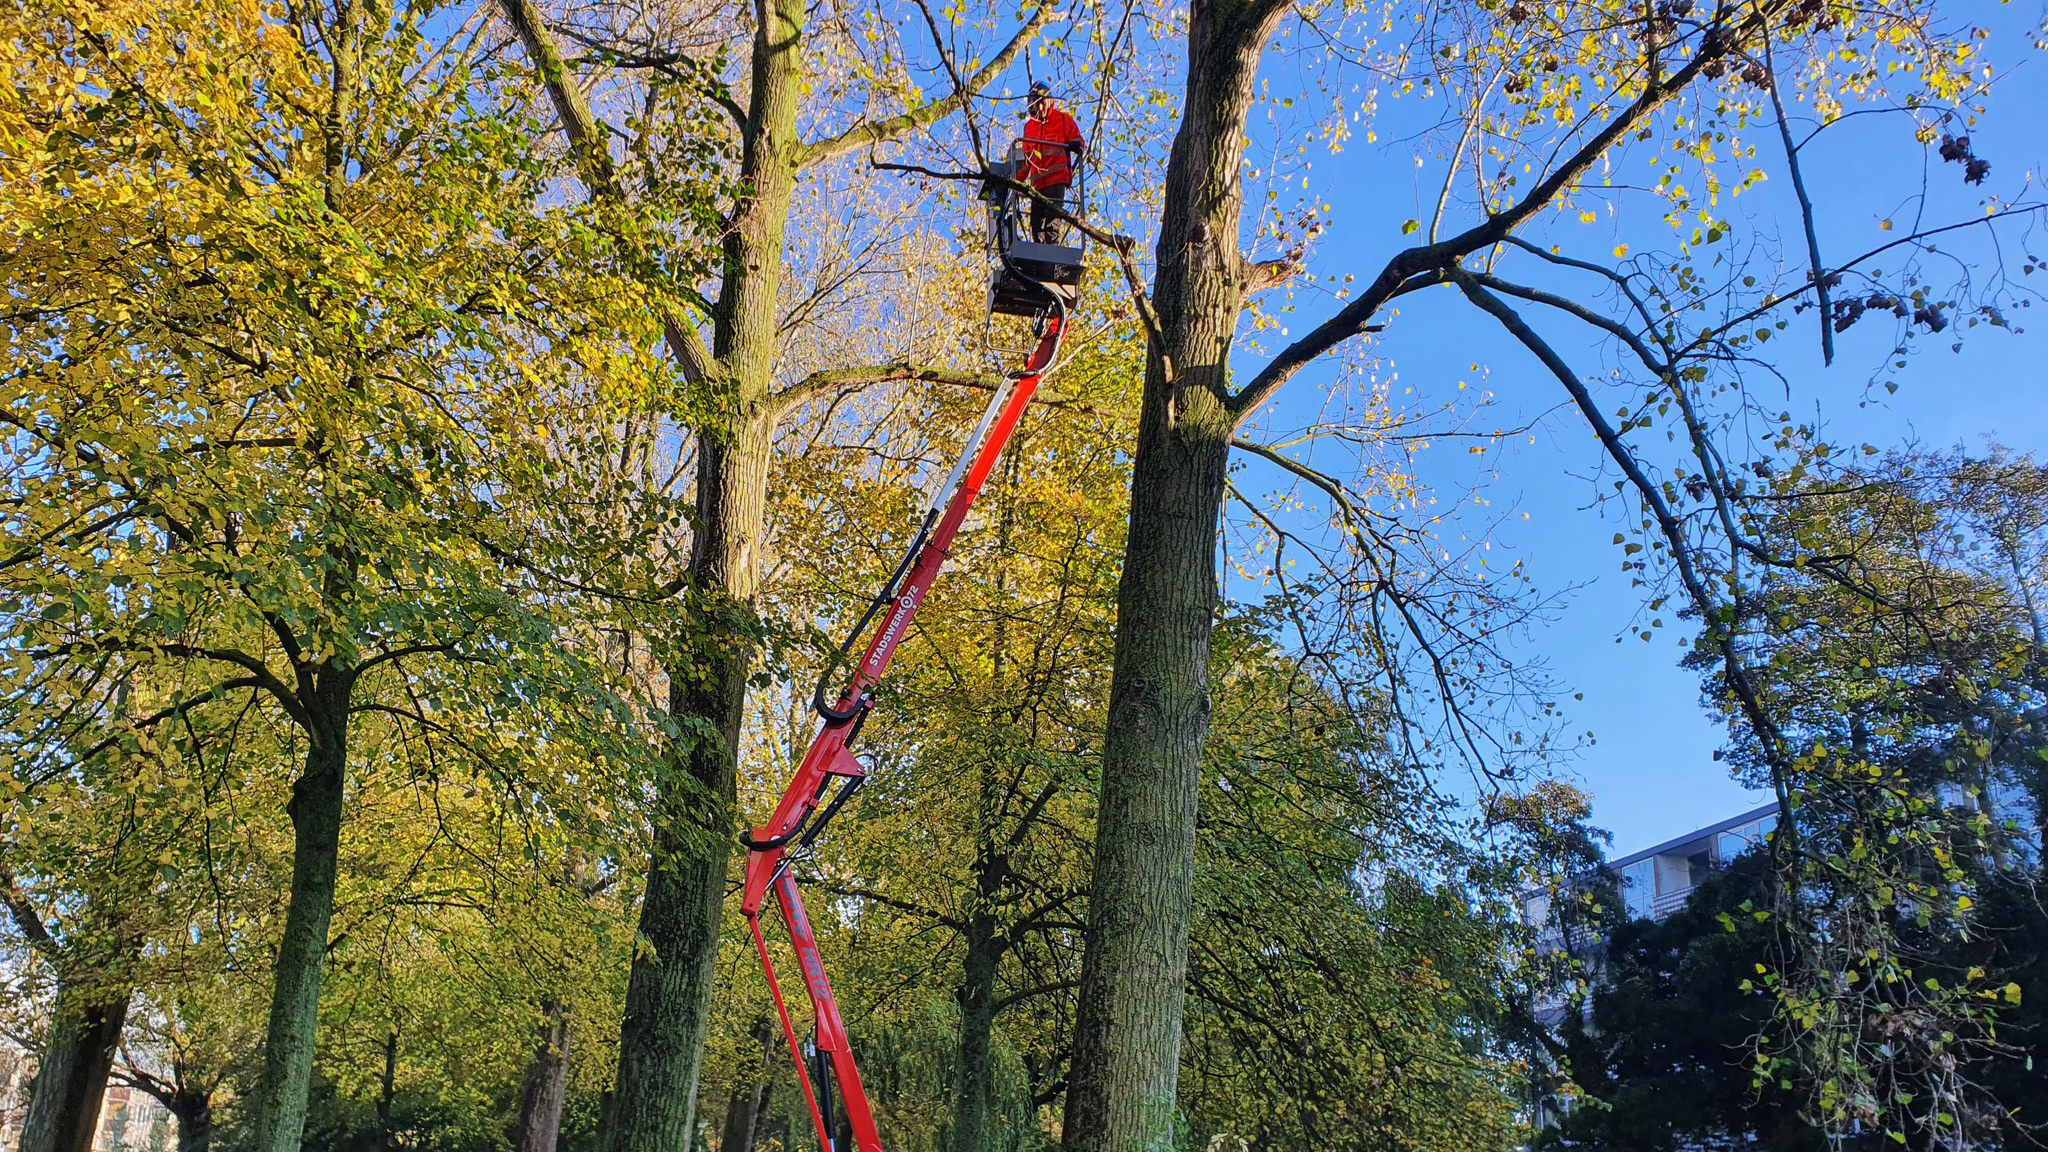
top-left (1030, 183), bottom-right (1069, 244)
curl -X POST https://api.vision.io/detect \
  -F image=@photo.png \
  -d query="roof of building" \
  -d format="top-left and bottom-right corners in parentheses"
top-left (1607, 800), bottom-right (1781, 871)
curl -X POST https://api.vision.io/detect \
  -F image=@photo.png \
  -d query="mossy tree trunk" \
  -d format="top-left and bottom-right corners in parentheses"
top-left (248, 677), bottom-right (355, 1152)
top-left (602, 0), bottom-right (802, 1145)
top-left (18, 980), bottom-right (128, 1152)
top-left (950, 894), bottom-right (1003, 1152)
top-left (1059, 3), bottom-right (1286, 1152)
top-left (514, 1000), bottom-right (572, 1152)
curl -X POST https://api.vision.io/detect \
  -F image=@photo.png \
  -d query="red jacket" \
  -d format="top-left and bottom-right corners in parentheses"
top-left (1021, 107), bottom-right (1084, 190)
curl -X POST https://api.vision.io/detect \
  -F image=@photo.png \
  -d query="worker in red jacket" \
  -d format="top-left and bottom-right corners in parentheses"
top-left (1020, 82), bottom-right (1085, 243)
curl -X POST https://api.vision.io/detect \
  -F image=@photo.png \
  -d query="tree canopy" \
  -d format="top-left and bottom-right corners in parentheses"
top-left (2, 2), bottom-right (2045, 1152)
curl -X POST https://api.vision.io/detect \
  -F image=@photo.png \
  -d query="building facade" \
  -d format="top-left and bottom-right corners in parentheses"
top-left (0, 1038), bottom-right (173, 1152)
top-left (1610, 801), bottom-right (1779, 922)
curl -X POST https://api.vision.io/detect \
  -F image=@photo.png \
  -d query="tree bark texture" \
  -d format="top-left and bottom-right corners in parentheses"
top-left (376, 1030), bottom-right (399, 1152)
top-left (716, 1017), bottom-right (774, 1152)
top-left (170, 1090), bottom-right (215, 1152)
top-left (603, 0), bottom-right (804, 1146)
top-left (17, 981), bottom-right (127, 1152)
top-left (515, 1000), bottom-right (573, 1152)
top-left (952, 699), bottom-right (1017, 1152)
top-left (247, 681), bottom-right (353, 1152)
top-left (1061, 4), bottom-right (1284, 1152)
top-left (950, 907), bottom-right (1001, 1152)
top-left (606, 438), bottom-right (770, 1152)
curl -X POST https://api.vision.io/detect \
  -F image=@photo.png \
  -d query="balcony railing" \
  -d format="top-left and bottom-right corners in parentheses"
top-left (1651, 885), bottom-right (1693, 919)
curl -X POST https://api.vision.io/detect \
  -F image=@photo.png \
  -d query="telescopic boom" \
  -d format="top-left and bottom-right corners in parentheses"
top-left (738, 316), bottom-right (1065, 1152)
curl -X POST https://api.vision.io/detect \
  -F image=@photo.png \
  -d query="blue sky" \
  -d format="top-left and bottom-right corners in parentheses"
top-left (947, 2), bottom-right (2042, 855)
top-left (1216, 6), bottom-right (2048, 855)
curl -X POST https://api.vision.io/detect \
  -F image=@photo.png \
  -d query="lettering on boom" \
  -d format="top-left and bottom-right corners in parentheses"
top-left (864, 589), bottom-right (922, 674)
top-left (778, 877), bottom-right (811, 934)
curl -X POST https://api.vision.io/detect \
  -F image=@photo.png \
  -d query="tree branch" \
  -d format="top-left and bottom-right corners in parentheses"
top-left (1759, 32), bottom-right (1832, 365)
top-left (1462, 271), bottom-right (1667, 370)
top-left (500, 0), bottom-right (614, 190)
top-left (1226, 14), bottom-right (1756, 425)
top-left (474, 534), bottom-right (690, 604)
top-left (354, 643), bottom-right (462, 677)
top-left (795, 5), bottom-right (1056, 170)
top-left (32, 641), bottom-right (307, 728)
top-left (111, 1058), bottom-right (183, 1110)
top-left (0, 867), bottom-right (56, 953)
top-left (768, 362), bottom-right (1000, 424)
top-left (498, 0), bottom-right (716, 381)
top-left (990, 977), bottom-right (1078, 1013)
top-left (563, 41), bottom-right (748, 129)
top-left (1452, 273), bottom-right (1791, 784)
top-left (771, 359), bottom-right (1104, 423)
top-left (872, 158), bottom-right (1168, 357)
top-left (1230, 437), bottom-right (1397, 530)
top-left (812, 881), bottom-right (964, 930)
top-left (1001, 778), bottom-right (1061, 855)
top-left (1465, 260), bottom-right (1976, 599)
top-left (64, 677), bottom-right (266, 766)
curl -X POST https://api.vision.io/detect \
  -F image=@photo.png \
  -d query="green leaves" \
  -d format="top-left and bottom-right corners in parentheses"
top-left (1685, 444), bottom-right (2048, 1145)
top-left (1, 0), bottom-right (681, 1135)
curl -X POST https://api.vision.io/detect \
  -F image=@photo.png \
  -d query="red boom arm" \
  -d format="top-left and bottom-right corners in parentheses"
top-left (739, 318), bottom-right (1064, 1152)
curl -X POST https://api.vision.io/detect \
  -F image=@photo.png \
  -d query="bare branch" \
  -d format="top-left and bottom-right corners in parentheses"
top-left (1462, 271), bottom-right (1666, 370)
top-left (1452, 273), bottom-right (1793, 788)
top-left (990, 977), bottom-right (1078, 1012)
top-left (1227, 15), bottom-right (1760, 425)
top-left (795, 5), bottom-right (1056, 170)
top-left (0, 867), bottom-right (56, 953)
top-left (1760, 36), bottom-right (1834, 365)
top-left (812, 881), bottom-right (964, 930)
top-left (768, 362), bottom-right (1000, 424)
top-left (497, 0), bottom-right (716, 381)
top-left (1230, 437), bottom-right (1393, 528)
top-left (562, 42), bottom-right (748, 128)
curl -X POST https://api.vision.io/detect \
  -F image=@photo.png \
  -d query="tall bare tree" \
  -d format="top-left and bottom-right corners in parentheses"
top-left (499, 1), bottom-right (1052, 1145)
top-left (1059, 3), bottom-right (2041, 1150)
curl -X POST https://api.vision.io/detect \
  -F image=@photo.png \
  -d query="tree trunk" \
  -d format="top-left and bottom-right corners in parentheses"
top-left (376, 1030), bottom-right (398, 1152)
top-left (18, 980), bottom-right (128, 1152)
top-left (955, 468), bottom-right (1014, 1152)
top-left (717, 1018), bottom-right (774, 1152)
top-left (515, 1001), bottom-right (572, 1152)
top-left (170, 1091), bottom-right (215, 1152)
top-left (606, 416), bottom-right (774, 1152)
top-left (716, 1079), bottom-right (754, 1152)
top-left (247, 682), bottom-right (353, 1152)
top-left (756, 1107), bottom-right (786, 1152)
top-left (603, 0), bottom-right (804, 1146)
top-left (1061, 4), bottom-right (1284, 1152)
top-left (950, 910), bottom-right (1001, 1152)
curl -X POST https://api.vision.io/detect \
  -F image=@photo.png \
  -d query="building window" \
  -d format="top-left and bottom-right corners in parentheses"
top-left (1715, 814), bottom-right (1777, 862)
top-left (1622, 859), bottom-right (1655, 920)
